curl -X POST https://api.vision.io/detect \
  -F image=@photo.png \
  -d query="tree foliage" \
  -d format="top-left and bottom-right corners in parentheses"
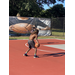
top-left (9, 0), bottom-right (43, 16)
top-left (36, 0), bottom-right (64, 5)
top-left (9, 0), bottom-right (65, 18)
top-left (39, 4), bottom-right (65, 18)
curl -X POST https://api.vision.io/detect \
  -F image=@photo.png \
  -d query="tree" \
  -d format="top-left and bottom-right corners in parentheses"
top-left (9, 0), bottom-right (22, 16)
top-left (9, 0), bottom-right (65, 16)
top-left (40, 4), bottom-right (65, 18)
top-left (50, 4), bottom-right (65, 17)
top-left (9, 0), bottom-right (43, 16)
top-left (36, 0), bottom-right (64, 6)
top-left (18, 0), bottom-right (43, 17)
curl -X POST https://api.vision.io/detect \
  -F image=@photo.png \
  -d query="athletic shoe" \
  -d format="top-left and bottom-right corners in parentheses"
top-left (34, 55), bottom-right (39, 58)
top-left (23, 53), bottom-right (28, 56)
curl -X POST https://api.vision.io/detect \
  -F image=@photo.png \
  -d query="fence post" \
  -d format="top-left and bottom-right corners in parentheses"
top-left (63, 18), bottom-right (65, 37)
top-left (51, 18), bottom-right (53, 35)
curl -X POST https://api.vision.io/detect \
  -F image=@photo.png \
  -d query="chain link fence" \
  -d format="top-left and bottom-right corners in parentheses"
top-left (51, 17), bottom-right (65, 37)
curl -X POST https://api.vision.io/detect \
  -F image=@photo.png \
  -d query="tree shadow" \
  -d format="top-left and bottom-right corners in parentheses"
top-left (42, 52), bottom-right (65, 57)
top-left (40, 42), bottom-right (58, 44)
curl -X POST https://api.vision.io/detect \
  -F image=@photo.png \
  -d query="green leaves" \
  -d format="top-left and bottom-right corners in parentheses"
top-left (9, 0), bottom-right (65, 17)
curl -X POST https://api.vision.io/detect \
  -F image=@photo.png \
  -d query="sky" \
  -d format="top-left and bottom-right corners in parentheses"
top-left (43, 0), bottom-right (65, 10)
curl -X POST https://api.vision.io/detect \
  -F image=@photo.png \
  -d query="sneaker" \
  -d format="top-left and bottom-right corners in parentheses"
top-left (23, 53), bottom-right (28, 56)
top-left (34, 55), bottom-right (39, 58)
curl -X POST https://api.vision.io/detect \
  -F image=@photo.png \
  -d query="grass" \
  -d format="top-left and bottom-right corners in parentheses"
top-left (9, 28), bottom-right (65, 40)
top-left (52, 28), bottom-right (65, 37)
top-left (9, 36), bottom-right (65, 40)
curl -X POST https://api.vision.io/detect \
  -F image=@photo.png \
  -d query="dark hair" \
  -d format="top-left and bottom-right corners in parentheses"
top-left (33, 27), bottom-right (36, 29)
top-left (31, 29), bottom-right (39, 35)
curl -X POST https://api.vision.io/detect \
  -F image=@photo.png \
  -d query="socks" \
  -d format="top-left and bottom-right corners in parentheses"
top-left (34, 53), bottom-right (36, 55)
top-left (25, 52), bottom-right (27, 54)
top-left (34, 54), bottom-right (37, 56)
top-left (25, 52), bottom-right (37, 56)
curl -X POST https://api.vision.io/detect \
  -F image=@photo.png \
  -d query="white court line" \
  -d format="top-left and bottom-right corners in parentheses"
top-left (44, 44), bottom-right (65, 50)
top-left (37, 49), bottom-right (55, 53)
top-left (25, 43), bottom-right (54, 53)
top-left (25, 43), bottom-right (29, 47)
top-left (37, 49), bottom-right (65, 53)
top-left (25, 43), bottom-right (65, 53)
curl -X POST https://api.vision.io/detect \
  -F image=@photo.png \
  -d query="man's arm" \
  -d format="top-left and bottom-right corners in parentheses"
top-left (37, 26), bottom-right (50, 30)
top-left (35, 35), bottom-right (39, 44)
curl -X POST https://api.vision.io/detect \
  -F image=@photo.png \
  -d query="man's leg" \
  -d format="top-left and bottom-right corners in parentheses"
top-left (34, 48), bottom-right (39, 58)
top-left (34, 48), bottom-right (37, 55)
top-left (26, 48), bottom-right (31, 53)
top-left (24, 48), bottom-right (31, 56)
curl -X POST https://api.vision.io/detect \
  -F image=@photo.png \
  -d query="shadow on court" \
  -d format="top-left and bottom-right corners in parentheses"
top-left (41, 52), bottom-right (65, 57)
top-left (40, 42), bottom-right (58, 44)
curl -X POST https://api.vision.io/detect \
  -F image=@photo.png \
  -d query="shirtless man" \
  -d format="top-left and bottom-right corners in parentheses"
top-left (23, 29), bottom-right (39, 58)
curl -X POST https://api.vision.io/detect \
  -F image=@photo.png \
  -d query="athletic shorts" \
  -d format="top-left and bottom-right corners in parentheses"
top-left (28, 40), bottom-right (35, 48)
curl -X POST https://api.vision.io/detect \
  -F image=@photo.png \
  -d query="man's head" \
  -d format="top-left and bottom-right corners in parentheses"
top-left (31, 29), bottom-right (39, 35)
top-left (32, 25), bottom-right (36, 29)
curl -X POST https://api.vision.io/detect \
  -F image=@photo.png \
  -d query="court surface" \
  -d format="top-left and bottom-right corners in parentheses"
top-left (9, 39), bottom-right (65, 75)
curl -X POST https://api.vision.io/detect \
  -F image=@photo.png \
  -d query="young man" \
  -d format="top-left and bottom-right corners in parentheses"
top-left (24, 29), bottom-right (39, 58)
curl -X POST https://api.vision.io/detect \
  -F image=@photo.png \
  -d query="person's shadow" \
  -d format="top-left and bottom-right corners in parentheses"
top-left (40, 42), bottom-right (59, 44)
top-left (41, 52), bottom-right (65, 57)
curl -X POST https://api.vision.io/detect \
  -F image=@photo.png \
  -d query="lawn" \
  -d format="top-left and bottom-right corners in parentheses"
top-left (52, 28), bottom-right (65, 37)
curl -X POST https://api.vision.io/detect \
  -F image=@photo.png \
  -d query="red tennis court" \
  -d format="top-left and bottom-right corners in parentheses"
top-left (9, 39), bottom-right (65, 75)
